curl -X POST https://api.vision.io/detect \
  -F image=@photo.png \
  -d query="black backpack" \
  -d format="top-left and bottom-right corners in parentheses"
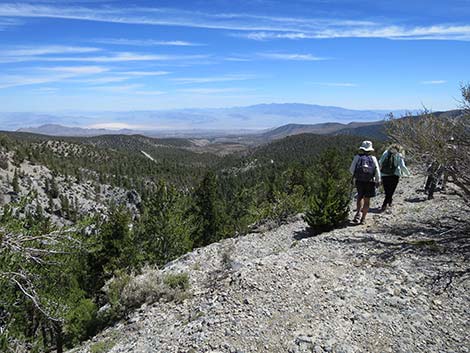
top-left (381, 151), bottom-right (398, 175)
top-left (354, 155), bottom-right (376, 182)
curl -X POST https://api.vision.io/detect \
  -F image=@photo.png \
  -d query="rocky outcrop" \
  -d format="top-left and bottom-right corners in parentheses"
top-left (71, 175), bottom-right (470, 353)
top-left (0, 152), bottom-right (140, 225)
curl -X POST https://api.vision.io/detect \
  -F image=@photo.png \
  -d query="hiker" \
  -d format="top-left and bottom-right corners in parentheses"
top-left (379, 144), bottom-right (410, 211)
top-left (349, 141), bottom-right (381, 224)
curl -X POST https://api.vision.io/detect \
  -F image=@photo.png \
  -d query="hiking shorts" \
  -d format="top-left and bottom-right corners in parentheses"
top-left (356, 180), bottom-right (376, 198)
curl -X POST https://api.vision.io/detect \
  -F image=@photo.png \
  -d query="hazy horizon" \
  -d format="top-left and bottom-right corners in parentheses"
top-left (0, 102), bottom-right (420, 131)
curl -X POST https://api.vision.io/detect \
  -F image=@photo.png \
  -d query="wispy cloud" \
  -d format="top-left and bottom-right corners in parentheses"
top-left (44, 65), bottom-right (108, 74)
top-left (120, 71), bottom-right (170, 76)
top-left (74, 76), bottom-right (132, 84)
top-left (90, 84), bottom-right (144, 92)
top-left (259, 53), bottom-right (327, 61)
top-left (0, 61), bottom-right (171, 89)
top-left (1, 3), bottom-right (469, 41)
top-left (238, 25), bottom-right (470, 41)
top-left (33, 87), bottom-right (58, 93)
top-left (0, 17), bottom-right (22, 30)
top-left (312, 82), bottom-right (358, 87)
top-left (171, 74), bottom-right (256, 84)
top-left (0, 52), bottom-right (209, 64)
top-left (420, 80), bottom-right (447, 85)
top-left (92, 38), bottom-right (202, 46)
top-left (177, 87), bottom-right (249, 94)
top-left (134, 90), bottom-right (166, 96)
top-left (0, 65), bottom-right (108, 89)
top-left (0, 74), bottom-right (71, 89)
top-left (0, 45), bottom-right (100, 56)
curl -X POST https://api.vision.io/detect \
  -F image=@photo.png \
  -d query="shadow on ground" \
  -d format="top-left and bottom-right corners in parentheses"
top-left (325, 219), bottom-right (470, 293)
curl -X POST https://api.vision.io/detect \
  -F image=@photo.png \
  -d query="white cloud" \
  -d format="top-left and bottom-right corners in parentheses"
top-left (0, 74), bottom-right (70, 89)
top-left (0, 45), bottom-right (100, 56)
top-left (178, 87), bottom-right (248, 94)
top-left (0, 65), bottom-right (108, 89)
top-left (238, 25), bottom-right (470, 41)
top-left (92, 38), bottom-right (202, 46)
top-left (420, 80), bottom-right (447, 85)
top-left (90, 84), bottom-right (144, 92)
top-left (44, 65), bottom-right (108, 74)
top-left (171, 74), bottom-right (256, 84)
top-left (1, 3), bottom-right (469, 41)
top-left (33, 87), bottom-right (58, 92)
top-left (120, 71), bottom-right (170, 76)
top-left (0, 52), bottom-right (209, 64)
top-left (259, 53), bottom-right (326, 61)
top-left (74, 76), bottom-right (132, 84)
top-left (134, 90), bottom-right (166, 96)
top-left (312, 82), bottom-right (358, 87)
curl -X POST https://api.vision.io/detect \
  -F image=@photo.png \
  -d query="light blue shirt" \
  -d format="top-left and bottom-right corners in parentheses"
top-left (379, 150), bottom-right (411, 177)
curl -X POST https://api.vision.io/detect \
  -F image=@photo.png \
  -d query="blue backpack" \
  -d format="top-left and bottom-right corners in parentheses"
top-left (354, 155), bottom-right (376, 182)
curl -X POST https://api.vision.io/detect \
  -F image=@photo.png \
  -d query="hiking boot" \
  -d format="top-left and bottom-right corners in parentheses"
top-left (359, 217), bottom-right (366, 225)
top-left (381, 204), bottom-right (387, 213)
top-left (353, 213), bottom-right (361, 223)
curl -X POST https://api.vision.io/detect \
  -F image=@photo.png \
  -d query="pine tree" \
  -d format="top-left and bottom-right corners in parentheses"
top-left (191, 171), bottom-right (222, 248)
top-left (136, 180), bottom-right (192, 267)
top-left (48, 176), bottom-right (60, 199)
top-left (304, 149), bottom-right (351, 235)
top-left (12, 169), bottom-right (20, 193)
top-left (86, 207), bottom-right (133, 295)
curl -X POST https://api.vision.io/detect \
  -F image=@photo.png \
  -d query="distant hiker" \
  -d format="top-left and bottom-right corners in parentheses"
top-left (349, 141), bottom-right (381, 224)
top-left (379, 144), bottom-right (410, 211)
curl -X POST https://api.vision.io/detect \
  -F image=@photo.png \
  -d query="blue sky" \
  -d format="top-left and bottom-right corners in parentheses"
top-left (0, 0), bottom-right (469, 122)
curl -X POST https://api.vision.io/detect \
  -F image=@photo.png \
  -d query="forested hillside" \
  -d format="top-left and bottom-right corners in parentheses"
top-left (0, 130), bottom-right (380, 352)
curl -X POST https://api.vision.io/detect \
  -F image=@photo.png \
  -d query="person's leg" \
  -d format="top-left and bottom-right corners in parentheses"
top-left (361, 197), bottom-right (370, 223)
top-left (387, 176), bottom-right (400, 206)
top-left (354, 182), bottom-right (364, 222)
top-left (382, 176), bottom-right (392, 211)
top-left (354, 197), bottom-right (363, 222)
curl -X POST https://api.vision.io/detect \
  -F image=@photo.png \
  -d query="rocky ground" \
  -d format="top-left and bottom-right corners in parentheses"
top-left (0, 151), bottom-right (141, 225)
top-left (72, 175), bottom-right (470, 353)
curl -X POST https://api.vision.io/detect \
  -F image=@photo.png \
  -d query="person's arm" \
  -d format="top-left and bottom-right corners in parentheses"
top-left (397, 154), bottom-right (410, 177)
top-left (349, 155), bottom-right (359, 175)
top-left (379, 150), bottom-right (387, 167)
top-left (372, 156), bottom-right (381, 183)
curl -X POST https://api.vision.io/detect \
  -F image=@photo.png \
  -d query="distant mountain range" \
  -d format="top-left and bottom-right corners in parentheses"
top-left (2, 103), bottom-right (416, 132)
top-left (17, 120), bottom-right (387, 141)
top-left (260, 121), bottom-right (385, 140)
top-left (17, 124), bottom-right (138, 137)
top-left (13, 108), bottom-right (463, 142)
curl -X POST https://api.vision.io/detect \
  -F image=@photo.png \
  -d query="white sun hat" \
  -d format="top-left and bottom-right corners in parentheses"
top-left (359, 140), bottom-right (374, 152)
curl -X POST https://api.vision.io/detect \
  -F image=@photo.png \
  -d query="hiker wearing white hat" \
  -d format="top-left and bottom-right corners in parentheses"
top-left (349, 141), bottom-right (381, 224)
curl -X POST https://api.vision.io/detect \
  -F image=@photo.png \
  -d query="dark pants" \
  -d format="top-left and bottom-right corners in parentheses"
top-left (382, 175), bottom-right (399, 206)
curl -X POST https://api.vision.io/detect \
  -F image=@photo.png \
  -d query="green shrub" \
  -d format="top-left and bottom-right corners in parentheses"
top-left (64, 298), bottom-right (98, 345)
top-left (89, 338), bottom-right (116, 353)
top-left (304, 149), bottom-right (351, 235)
top-left (101, 268), bottom-right (190, 323)
top-left (163, 272), bottom-right (190, 291)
